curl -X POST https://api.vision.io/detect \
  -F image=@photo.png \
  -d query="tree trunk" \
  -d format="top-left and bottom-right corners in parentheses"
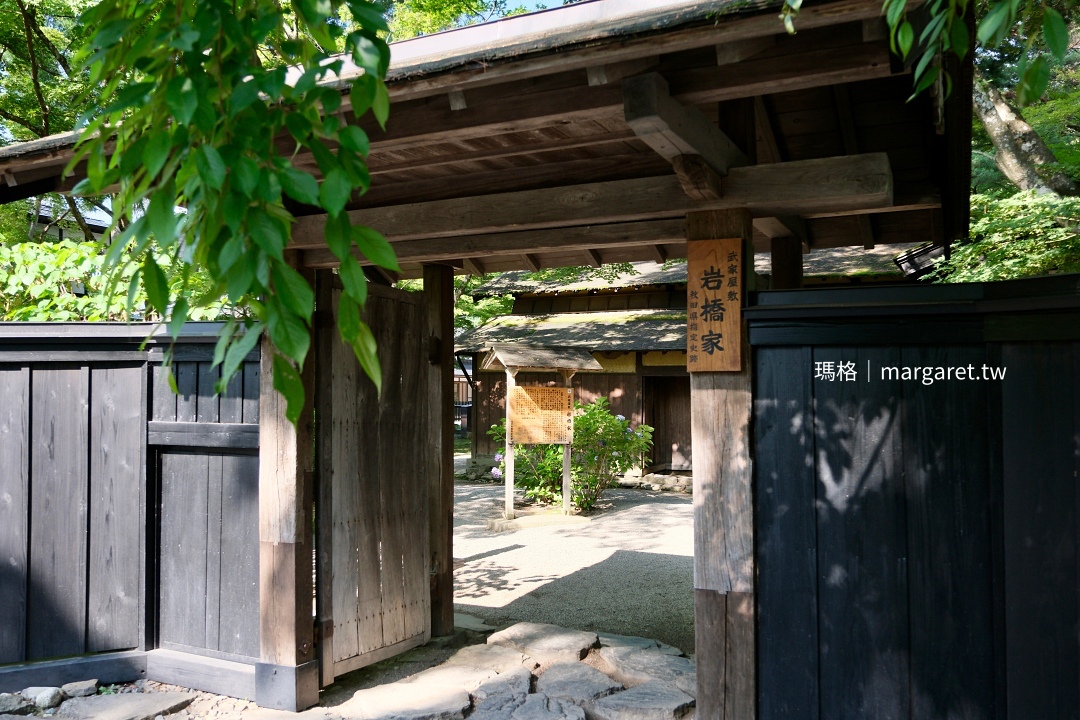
top-left (973, 70), bottom-right (1078, 196)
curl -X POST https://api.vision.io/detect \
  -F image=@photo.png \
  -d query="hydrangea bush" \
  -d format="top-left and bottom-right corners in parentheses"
top-left (487, 397), bottom-right (654, 512)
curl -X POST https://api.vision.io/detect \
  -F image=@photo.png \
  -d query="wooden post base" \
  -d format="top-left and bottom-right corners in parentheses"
top-left (254, 660), bottom-right (319, 711)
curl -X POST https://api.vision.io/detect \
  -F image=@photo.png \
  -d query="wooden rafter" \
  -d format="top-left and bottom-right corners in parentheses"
top-left (834, 84), bottom-right (876, 249)
top-left (522, 253), bottom-right (541, 271)
top-left (462, 257), bottom-right (485, 275)
top-left (584, 249), bottom-right (603, 268)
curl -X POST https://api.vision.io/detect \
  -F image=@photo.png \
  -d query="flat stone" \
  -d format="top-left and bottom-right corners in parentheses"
top-left (400, 664), bottom-right (498, 691)
top-left (587, 682), bottom-right (694, 720)
top-left (331, 683), bottom-right (471, 720)
top-left (673, 675), bottom-right (695, 699)
top-left (0, 694), bottom-right (33, 716)
top-left (25, 688), bottom-right (64, 709)
top-left (61, 681), bottom-right (98, 699)
top-left (453, 613), bottom-right (497, 632)
top-left (444, 644), bottom-right (538, 673)
top-left (58, 692), bottom-right (195, 720)
top-left (511, 694), bottom-right (585, 720)
top-left (487, 623), bottom-right (598, 665)
top-left (535, 663), bottom-right (621, 703)
top-left (469, 694), bottom-right (526, 720)
top-left (473, 667), bottom-right (534, 704)
top-left (597, 647), bottom-right (695, 687)
top-left (597, 634), bottom-right (683, 657)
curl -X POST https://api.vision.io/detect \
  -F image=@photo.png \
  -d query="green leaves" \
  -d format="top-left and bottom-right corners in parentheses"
top-left (73, 0), bottom-right (394, 426)
top-left (1042, 8), bottom-right (1068, 62)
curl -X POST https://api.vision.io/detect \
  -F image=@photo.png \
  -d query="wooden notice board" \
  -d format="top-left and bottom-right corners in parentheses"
top-left (509, 386), bottom-right (573, 444)
top-left (687, 237), bottom-right (743, 372)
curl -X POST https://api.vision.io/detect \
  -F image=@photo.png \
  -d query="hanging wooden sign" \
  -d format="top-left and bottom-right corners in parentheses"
top-left (509, 386), bottom-right (574, 444)
top-left (687, 237), bottom-right (743, 372)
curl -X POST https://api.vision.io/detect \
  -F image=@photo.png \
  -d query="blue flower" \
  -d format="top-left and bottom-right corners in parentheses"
top-left (491, 467), bottom-right (503, 478)
top-left (616, 414), bottom-right (626, 421)
top-left (494, 452), bottom-right (503, 462)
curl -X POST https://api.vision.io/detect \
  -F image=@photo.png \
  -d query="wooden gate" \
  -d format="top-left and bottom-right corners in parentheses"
top-left (315, 282), bottom-right (431, 681)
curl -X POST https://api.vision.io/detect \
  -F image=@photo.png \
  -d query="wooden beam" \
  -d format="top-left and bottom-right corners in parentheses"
top-left (353, 42), bottom-right (894, 154)
top-left (687, 208), bottom-right (755, 720)
top-left (623, 73), bottom-right (748, 175)
top-left (447, 90), bottom-right (467, 111)
top-left (291, 154), bottom-right (893, 248)
top-left (522, 253), bottom-right (541, 272)
top-left (650, 244), bottom-right (668, 263)
top-left (256, 323), bottom-right (318, 711)
top-left (715, 35), bottom-right (775, 65)
top-left (770, 235), bottom-right (803, 289)
top-left (423, 264), bottom-right (455, 637)
top-left (671, 155), bottom-right (723, 201)
top-left (586, 56), bottom-right (658, 86)
top-left (462, 257), bottom-right (485, 275)
top-left (300, 219), bottom-right (688, 269)
top-left (834, 85), bottom-right (877, 250)
top-left (585, 249), bottom-right (603, 268)
top-left (380, 0), bottom-right (905, 103)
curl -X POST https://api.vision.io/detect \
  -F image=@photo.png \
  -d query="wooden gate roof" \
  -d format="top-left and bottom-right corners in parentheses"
top-left (0, 0), bottom-right (971, 280)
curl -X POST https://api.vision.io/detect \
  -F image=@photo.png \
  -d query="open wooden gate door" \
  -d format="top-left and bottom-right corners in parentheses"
top-left (314, 280), bottom-right (431, 683)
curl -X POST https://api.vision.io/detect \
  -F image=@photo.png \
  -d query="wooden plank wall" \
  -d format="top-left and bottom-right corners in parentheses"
top-left (642, 376), bottom-right (692, 471)
top-left (472, 370), bottom-right (641, 456)
top-left (322, 285), bottom-right (431, 678)
top-left (159, 451), bottom-right (260, 661)
top-left (755, 340), bottom-right (1078, 720)
top-left (0, 363), bottom-right (145, 665)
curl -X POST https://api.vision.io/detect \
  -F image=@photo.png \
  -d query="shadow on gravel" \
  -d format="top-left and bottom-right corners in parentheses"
top-left (456, 550), bottom-right (695, 654)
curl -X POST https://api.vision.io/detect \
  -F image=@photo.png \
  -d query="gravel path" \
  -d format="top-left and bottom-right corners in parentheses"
top-left (452, 481), bottom-right (695, 654)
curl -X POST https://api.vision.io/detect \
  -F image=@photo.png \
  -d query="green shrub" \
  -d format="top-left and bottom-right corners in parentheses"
top-left (487, 397), bottom-right (654, 512)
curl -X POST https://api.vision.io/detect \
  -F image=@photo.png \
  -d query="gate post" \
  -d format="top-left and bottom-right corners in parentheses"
top-left (687, 209), bottom-right (756, 719)
top-left (423, 263), bottom-right (456, 637)
top-left (256, 321), bottom-right (318, 711)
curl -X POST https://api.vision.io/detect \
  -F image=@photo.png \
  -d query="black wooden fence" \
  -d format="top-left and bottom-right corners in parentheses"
top-left (749, 275), bottom-right (1080, 720)
top-left (0, 324), bottom-right (260, 695)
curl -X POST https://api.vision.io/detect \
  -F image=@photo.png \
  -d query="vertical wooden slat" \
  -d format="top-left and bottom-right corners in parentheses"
top-left (814, 346), bottom-right (908, 720)
top-left (377, 297), bottom-right (407, 646)
top-left (219, 364), bottom-right (244, 423)
top-left (175, 363), bottom-right (198, 422)
top-left (331, 288), bottom-right (362, 662)
top-left (694, 589), bottom-right (726, 717)
top-left (242, 359), bottom-right (260, 424)
top-left (159, 451), bottom-right (209, 649)
top-left (197, 362), bottom-right (220, 423)
top-left (901, 346), bottom-right (995, 720)
top-left (1001, 342), bottom-right (1079, 720)
top-left (755, 346), bottom-right (818, 720)
top-left (313, 270), bottom-right (336, 684)
top-left (152, 363), bottom-right (177, 421)
top-left (769, 236), bottom-right (803, 289)
top-left (218, 453), bottom-right (260, 659)
top-left (423, 263), bottom-right (455, 637)
top-left (28, 366), bottom-right (89, 661)
top-left (88, 365), bottom-right (144, 652)
top-left (0, 367), bottom-right (29, 663)
top-left (204, 454), bottom-right (224, 651)
top-left (401, 299), bottom-right (430, 641)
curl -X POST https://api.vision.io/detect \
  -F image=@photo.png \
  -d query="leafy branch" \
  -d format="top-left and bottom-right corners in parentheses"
top-left (72, 0), bottom-right (399, 424)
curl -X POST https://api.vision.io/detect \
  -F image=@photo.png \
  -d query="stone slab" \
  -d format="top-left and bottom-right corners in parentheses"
top-left (400, 664), bottom-right (498, 692)
top-left (510, 694), bottom-right (585, 720)
top-left (487, 624), bottom-right (598, 665)
top-left (58, 692), bottom-right (195, 720)
top-left (473, 667), bottom-right (533, 704)
top-left (0, 695), bottom-right (32, 716)
top-left (330, 683), bottom-right (471, 720)
top-left (534, 663), bottom-right (621, 703)
top-left (444, 645), bottom-right (538, 674)
top-left (587, 682), bottom-right (694, 720)
top-left (597, 634), bottom-right (682, 657)
top-left (62, 681), bottom-right (98, 699)
top-left (673, 676), bottom-right (695, 700)
top-left (453, 614), bottom-right (497, 633)
top-left (596, 648), bottom-right (694, 687)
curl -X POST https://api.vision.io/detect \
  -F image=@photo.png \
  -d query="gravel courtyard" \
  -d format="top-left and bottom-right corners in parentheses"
top-left (452, 481), bottom-right (696, 654)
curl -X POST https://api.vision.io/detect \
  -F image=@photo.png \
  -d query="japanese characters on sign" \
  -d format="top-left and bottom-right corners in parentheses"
top-left (509, 386), bottom-right (574, 445)
top-left (687, 238), bottom-right (743, 372)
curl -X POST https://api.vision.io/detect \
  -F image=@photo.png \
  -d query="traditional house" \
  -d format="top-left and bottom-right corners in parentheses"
top-left (459, 246), bottom-right (917, 471)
